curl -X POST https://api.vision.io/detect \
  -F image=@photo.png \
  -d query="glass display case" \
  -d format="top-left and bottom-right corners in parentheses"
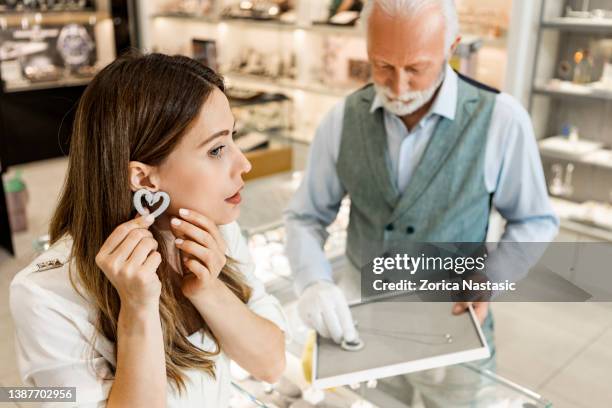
top-left (0, 0), bottom-right (116, 93)
top-left (233, 172), bottom-right (553, 408)
top-left (0, 0), bottom-right (119, 169)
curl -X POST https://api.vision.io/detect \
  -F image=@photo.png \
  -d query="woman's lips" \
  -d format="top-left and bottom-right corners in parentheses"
top-left (225, 191), bottom-right (242, 204)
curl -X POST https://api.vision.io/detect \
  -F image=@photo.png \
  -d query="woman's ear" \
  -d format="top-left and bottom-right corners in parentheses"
top-left (128, 161), bottom-right (161, 192)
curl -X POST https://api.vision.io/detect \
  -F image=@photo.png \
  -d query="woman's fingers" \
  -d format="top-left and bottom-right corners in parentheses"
top-left (141, 250), bottom-right (163, 272)
top-left (182, 258), bottom-right (210, 280)
top-left (175, 238), bottom-right (225, 277)
top-left (170, 217), bottom-right (216, 250)
top-left (175, 239), bottom-right (213, 265)
top-left (98, 213), bottom-right (154, 257)
top-left (176, 209), bottom-right (226, 253)
top-left (112, 227), bottom-right (155, 265)
top-left (126, 236), bottom-right (159, 267)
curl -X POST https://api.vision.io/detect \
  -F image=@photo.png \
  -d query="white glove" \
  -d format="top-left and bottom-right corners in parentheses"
top-left (297, 280), bottom-right (357, 344)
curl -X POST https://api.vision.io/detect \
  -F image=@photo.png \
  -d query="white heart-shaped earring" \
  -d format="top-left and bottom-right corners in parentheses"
top-left (133, 189), bottom-right (171, 219)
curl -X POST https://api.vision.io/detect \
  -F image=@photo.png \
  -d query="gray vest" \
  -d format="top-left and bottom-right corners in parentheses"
top-left (336, 78), bottom-right (496, 268)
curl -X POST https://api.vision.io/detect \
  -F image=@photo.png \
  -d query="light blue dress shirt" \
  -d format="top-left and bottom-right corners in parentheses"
top-left (284, 65), bottom-right (560, 293)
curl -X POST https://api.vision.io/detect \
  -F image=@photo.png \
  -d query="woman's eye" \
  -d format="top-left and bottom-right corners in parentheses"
top-left (209, 145), bottom-right (226, 158)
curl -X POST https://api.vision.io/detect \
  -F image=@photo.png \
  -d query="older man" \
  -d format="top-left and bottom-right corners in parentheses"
top-left (285, 0), bottom-right (557, 402)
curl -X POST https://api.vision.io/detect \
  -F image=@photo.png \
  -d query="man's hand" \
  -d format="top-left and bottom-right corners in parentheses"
top-left (297, 280), bottom-right (357, 344)
top-left (452, 301), bottom-right (489, 325)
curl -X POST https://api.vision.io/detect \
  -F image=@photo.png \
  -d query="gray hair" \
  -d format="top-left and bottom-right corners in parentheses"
top-left (360, 0), bottom-right (459, 51)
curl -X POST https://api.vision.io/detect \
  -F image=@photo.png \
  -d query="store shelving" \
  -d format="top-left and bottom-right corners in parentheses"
top-left (551, 197), bottom-right (612, 241)
top-left (0, 1), bottom-right (116, 94)
top-left (0, 0), bottom-right (120, 167)
top-left (2, 75), bottom-right (94, 93)
top-left (224, 71), bottom-right (359, 98)
top-left (532, 82), bottom-right (612, 101)
top-left (528, 0), bottom-right (612, 242)
top-left (150, 12), bottom-right (218, 24)
top-left (539, 145), bottom-right (612, 170)
top-left (151, 12), bottom-right (364, 37)
top-left (541, 16), bottom-right (612, 32)
top-left (0, 10), bottom-right (110, 27)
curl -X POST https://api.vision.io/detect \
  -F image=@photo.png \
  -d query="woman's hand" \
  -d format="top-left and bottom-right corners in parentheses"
top-left (95, 213), bottom-right (162, 310)
top-left (170, 208), bottom-right (228, 299)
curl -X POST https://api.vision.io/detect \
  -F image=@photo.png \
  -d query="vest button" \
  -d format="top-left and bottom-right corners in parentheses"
top-left (385, 223), bottom-right (394, 231)
top-left (406, 226), bottom-right (415, 234)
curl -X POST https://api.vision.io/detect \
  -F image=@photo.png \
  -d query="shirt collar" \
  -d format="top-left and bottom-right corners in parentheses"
top-left (370, 64), bottom-right (458, 122)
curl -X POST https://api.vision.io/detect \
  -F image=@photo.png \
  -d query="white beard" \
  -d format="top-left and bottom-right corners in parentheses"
top-left (374, 66), bottom-right (446, 117)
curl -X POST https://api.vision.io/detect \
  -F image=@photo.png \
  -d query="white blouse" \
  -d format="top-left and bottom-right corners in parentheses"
top-left (9, 221), bottom-right (290, 407)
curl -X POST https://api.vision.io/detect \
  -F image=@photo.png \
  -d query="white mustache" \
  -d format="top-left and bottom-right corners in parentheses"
top-left (382, 88), bottom-right (431, 102)
top-left (374, 66), bottom-right (446, 116)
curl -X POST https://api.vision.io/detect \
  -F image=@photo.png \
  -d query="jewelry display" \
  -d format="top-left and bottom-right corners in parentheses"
top-left (354, 324), bottom-right (454, 346)
top-left (310, 0), bottom-right (363, 27)
top-left (56, 23), bottom-right (94, 69)
top-left (22, 55), bottom-right (61, 81)
top-left (244, 179), bottom-right (349, 285)
top-left (563, 163), bottom-right (575, 197)
top-left (566, 0), bottom-right (612, 20)
top-left (228, 48), bottom-right (297, 80)
top-left (0, 0), bottom-right (93, 12)
top-left (558, 60), bottom-right (572, 81)
top-left (222, 0), bottom-right (294, 22)
top-left (160, 0), bottom-right (214, 17)
top-left (234, 131), bottom-right (270, 152)
top-left (539, 134), bottom-right (603, 161)
top-left (457, 3), bottom-right (509, 39)
top-left (573, 49), bottom-right (593, 84)
top-left (310, 37), bottom-right (339, 85)
top-left (1, 20), bottom-right (98, 88)
top-left (230, 90), bottom-right (294, 134)
top-left (549, 163), bottom-right (576, 198)
top-left (192, 38), bottom-right (218, 71)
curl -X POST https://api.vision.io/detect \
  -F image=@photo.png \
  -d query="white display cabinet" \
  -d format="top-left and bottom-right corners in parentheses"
top-left (527, 0), bottom-right (612, 242)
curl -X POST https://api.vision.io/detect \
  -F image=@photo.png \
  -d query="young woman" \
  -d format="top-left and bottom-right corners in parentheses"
top-left (9, 52), bottom-right (288, 407)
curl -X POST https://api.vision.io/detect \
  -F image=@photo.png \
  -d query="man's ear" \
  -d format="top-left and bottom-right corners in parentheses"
top-left (128, 161), bottom-right (161, 192)
top-left (449, 35), bottom-right (462, 57)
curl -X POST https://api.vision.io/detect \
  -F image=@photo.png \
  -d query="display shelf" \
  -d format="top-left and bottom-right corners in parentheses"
top-left (542, 17), bottom-right (612, 33)
top-left (224, 72), bottom-right (358, 98)
top-left (539, 145), bottom-right (612, 170)
top-left (551, 197), bottom-right (612, 242)
top-left (152, 12), bottom-right (509, 44)
top-left (151, 12), bottom-right (364, 36)
top-left (0, 10), bottom-right (110, 27)
top-left (309, 21), bottom-right (363, 37)
top-left (2, 75), bottom-right (94, 93)
top-left (150, 12), bottom-right (218, 24)
top-left (151, 12), bottom-right (295, 30)
top-left (532, 82), bottom-right (612, 101)
top-left (221, 16), bottom-right (297, 29)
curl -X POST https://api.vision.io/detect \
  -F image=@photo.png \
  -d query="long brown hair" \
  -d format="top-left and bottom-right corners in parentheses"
top-left (49, 52), bottom-right (252, 393)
